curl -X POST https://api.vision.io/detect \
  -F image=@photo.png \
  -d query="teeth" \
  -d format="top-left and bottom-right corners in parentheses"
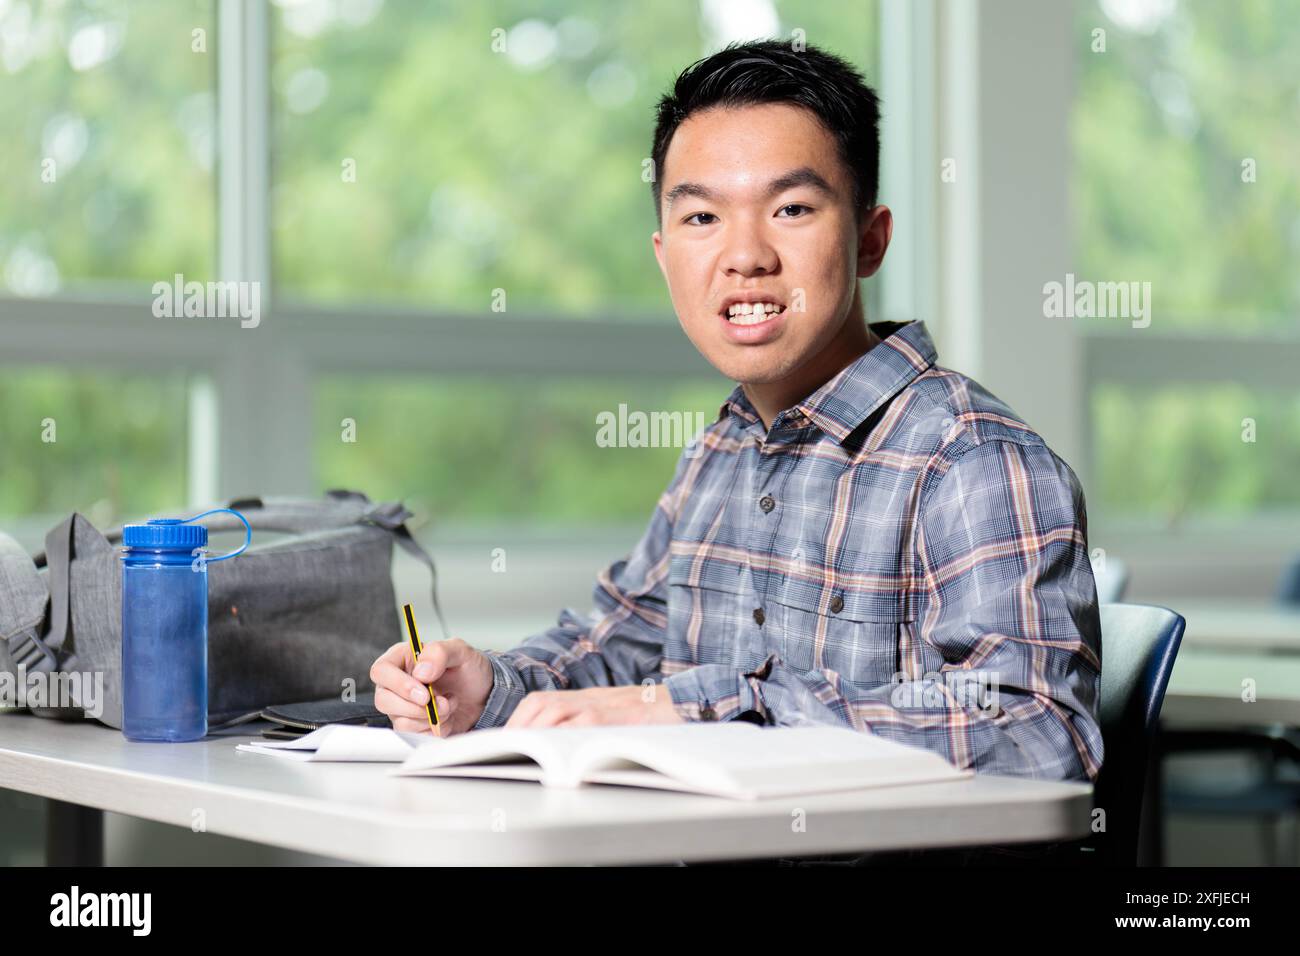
top-left (725, 301), bottom-right (784, 325)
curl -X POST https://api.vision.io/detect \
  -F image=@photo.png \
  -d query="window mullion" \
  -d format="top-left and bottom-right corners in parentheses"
top-left (214, 0), bottom-right (312, 500)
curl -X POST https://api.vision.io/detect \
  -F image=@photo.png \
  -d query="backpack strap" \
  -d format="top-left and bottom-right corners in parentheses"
top-left (35, 515), bottom-right (76, 671)
top-left (0, 531), bottom-right (52, 673)
top-left (97, 491), bottom-right (378, 542)
top-left (363, 502), bottom-right (451, 643)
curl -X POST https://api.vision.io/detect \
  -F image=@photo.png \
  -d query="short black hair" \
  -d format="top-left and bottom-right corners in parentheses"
top-left (650, 39), bottom-right (881, 226)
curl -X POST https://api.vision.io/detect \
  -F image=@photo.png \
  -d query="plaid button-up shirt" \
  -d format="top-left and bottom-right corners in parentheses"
top-left (473, 319), bottom-right (1103, 782)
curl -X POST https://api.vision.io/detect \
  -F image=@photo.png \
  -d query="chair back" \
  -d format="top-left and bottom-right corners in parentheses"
top-left (1090, 603), bottom-right (1185, 864)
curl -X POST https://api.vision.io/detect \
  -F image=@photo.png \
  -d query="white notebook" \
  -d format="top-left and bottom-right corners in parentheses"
top-left (235, 724), bottom-right (428, 762)
top-left (390, 723), bottom-right (971, 800)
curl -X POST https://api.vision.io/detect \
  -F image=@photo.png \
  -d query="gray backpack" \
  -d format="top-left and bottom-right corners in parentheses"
top-left (0, 490), bottom-right (446, 730)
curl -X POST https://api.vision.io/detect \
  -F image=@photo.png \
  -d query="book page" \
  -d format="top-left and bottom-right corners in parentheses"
top-left (235, 724), bottom-right (426, 762)
top-left (394, 724), bottom-right (705, 784)
top-left (573, 725), bottom-right (968, 799)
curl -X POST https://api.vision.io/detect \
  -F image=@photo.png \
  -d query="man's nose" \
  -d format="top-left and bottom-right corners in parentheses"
top-left (719, 224), bottom-right (778, 276)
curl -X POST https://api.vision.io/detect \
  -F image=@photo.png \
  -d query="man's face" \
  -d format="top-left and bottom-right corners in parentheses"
top-left (652, 102), bottom-right (882, 386)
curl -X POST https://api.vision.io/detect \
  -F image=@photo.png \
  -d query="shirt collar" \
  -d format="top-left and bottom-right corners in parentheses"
top-left (717, 319), bottom-right (939, 444)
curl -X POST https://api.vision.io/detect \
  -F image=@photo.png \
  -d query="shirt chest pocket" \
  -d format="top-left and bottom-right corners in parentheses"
top-left (666, 561), bottom-right (778, 672)
top-left (770, 584), bottom-right (909, 687)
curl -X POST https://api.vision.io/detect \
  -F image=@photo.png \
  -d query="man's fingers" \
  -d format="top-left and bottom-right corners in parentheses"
top-left (375, 685), bottom-right (430, 720)
top-left (529, 704), bottom-right (575, 728)
top-left (506, 692), bottom-right (574, 729)
top-left (503, 692), bottom-right (540, 728)
top-left (377, 685), bottom-right (457, 718)
top-left (370, 642), bottom-right (426, 702)
top-left (557, 710), bottom-right (599, 727)
top-left (382, 640), bottom-right (414, 668)
top-left (411, 638), bottom-right (474, 683)
top-left (388, 697), bottom-right (455, 734)
top-left (390, 716), bottom-right (434, 734)
top-left (373, 638), bottom-right (476, 694)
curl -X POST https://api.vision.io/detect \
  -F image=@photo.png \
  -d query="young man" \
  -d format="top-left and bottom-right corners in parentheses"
top-left (371, 40), bottom-right (1103, 788)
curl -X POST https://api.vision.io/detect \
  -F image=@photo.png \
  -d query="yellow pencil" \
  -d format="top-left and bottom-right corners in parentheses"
top-left (402, 603), bottom-right (442, 737)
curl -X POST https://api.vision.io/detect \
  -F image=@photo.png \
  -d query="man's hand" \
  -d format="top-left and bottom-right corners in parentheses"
top-left (370, 638), bottom-right (493, 736)
top-left (504, 684), bottom-right (684, 729)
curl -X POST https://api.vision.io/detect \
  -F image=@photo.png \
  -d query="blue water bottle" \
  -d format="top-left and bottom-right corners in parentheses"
top-left (120, 509), bottom-right (250, 742)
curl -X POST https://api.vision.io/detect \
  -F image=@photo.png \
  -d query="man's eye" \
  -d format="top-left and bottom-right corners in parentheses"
top-left (777, 204), bottom-right (811, 218)
top-left (684, 212), bottom-right (717, 225)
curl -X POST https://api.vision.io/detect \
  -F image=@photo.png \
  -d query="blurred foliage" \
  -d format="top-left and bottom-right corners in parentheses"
top-left (1074, 0), bottom-right (1300, 517)
top-left (0, 0), bottom-right (214, 293)
top-left (4, 0), bottom-right (1298, 528)
top-left (0, 0), bottom-right (873, 527)
top-left (0, 0), bottom-right (205, 522)
top-left (287, 0), bottom-right (877, 520)
top-left (1093, 383), bottom-right (1300, 521)
top-left (1073, 0), bottom-right (1300, 327)
top-left (0, 368), bottom-right (190, 520)
top-left (314, 375), bottom-right (727, 523)
top-left (271, 0), bottom-right (878, 314)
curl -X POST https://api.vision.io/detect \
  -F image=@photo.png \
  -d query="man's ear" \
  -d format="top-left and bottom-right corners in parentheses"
top-left (855, 205), bottom-right (893, 280)
top-left (652, 229), bottom-right (668, 282)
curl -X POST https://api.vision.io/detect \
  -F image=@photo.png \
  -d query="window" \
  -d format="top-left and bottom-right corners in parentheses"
top-left (0, 0), bottom-right (215, 295)
top-left (270, 0), bottom-right (879, 315)
top-left (1091, 383), bottom-right (1300, 516)
top-left (0, 367), bottom-right (191, 523)
top-left (1072, 0), bottom-right (1300, 521)
top-left (1, 0), bottom-right (882, 541)
top-left (273, 0), bottom-right (879, 527)
top-left (0, 0), bottom-right (213, 539)
top-left (314, 375), bottom-right (725, 525)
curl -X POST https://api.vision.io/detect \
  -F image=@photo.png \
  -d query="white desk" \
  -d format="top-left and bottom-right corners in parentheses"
top-left (0, 713), bottom-right (1093, 866)
top-left (1153, 601), bottom-right (1300, 728)
top-left (1162, 649), bottom-right (1300, 727)
top-left (1174, 601), bottom-right (1300, 653)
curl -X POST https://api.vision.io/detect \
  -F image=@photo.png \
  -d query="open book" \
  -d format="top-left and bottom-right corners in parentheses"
top-left (390, 723), bottom-right (971, 800)
top-left (235, 724), bottom-right (427, 762)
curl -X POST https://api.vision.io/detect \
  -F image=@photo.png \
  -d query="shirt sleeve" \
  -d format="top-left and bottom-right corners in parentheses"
top-left (471, 448), bottom-right (695, 731)
top-left (664, 438), bottom-right (1105, 782)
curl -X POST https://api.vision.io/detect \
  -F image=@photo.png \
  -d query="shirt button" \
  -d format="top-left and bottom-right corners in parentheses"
top-left (753, 607), bottom-right (766, 626)
top-left (759, 495), bottom-right (775, 513)
top-left (830, 595), bottom-right (845, 614)
top-left (699, 704), bottom-right (717, 721)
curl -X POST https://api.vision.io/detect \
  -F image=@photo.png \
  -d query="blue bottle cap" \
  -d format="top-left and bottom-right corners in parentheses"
top-left (122, 518), bottom-right (209, 550)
